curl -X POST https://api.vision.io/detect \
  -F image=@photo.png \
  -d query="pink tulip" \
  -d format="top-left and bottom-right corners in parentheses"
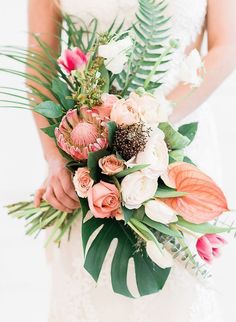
top-left (57, 48), bottom-right (88, 73)
top-left (196, 234), bottom-right (227, 264)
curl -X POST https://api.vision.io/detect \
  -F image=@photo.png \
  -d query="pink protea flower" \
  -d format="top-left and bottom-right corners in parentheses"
top-left (57, 48), bottom-right (88, 73)
top-left (196, 234), bottom-right (227, 264)
top-left (55, 108), bottom-right (108, 161)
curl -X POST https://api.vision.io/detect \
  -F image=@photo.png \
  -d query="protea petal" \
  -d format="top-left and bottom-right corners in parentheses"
top-left (162, 162), bottom-right (229, 224)
top-left (55, 108), bottom-right (108, 161)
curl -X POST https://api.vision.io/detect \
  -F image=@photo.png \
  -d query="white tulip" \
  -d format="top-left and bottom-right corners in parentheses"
top-left (146, 241), bottom-right (173, 269)
top-left (121, 171), bottom-right (158, 209)
top-left (179, 49), bottom-right (203, 87)
top-left (126, 128), bottom-right (169, 178)
top-left (98, 36), bottom-right (133, 74)
top-left (145, 200), bottom-right (178, 224)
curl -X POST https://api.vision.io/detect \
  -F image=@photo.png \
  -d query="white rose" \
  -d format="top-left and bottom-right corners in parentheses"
top-left (98, 36), bottom-right (133, 74)
top-left (121, 171), bottom-right (158, 209)
top-left (145, 200), bottom-right (178, 224)
top-left (126, 128), bottom-right (169, 178)
top-left (129, 92), bottom-right (172, 125)
top-left (179, 49), bottom-right (203, 87)
top-left (146, 241), bottom-right (173, 269)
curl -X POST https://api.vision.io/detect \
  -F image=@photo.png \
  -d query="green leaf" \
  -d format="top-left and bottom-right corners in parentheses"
top-left (142, 216), bottom-right (182, 238)
top-left (82, 217), bottom-right (170, 297)
top-left (183, 156), bottom-right (196, 166)
top-left (177, 217), bottom-right (233, 234)
top-left (155, 187), bottom-right (188, 198)
top-left (178, 122), bottom-right (198, 145)
top-left (87, 149), bottom-right (110, 181)
top-left (34, 101), bottom-right (63, 119)
top-left (100, 65), bottom-right (110, 93)
top-left (79, 198), bottom-right (90, 219)
top-left (159, 122), bottom-right (190, 150)
top-left (107, 121), bottom-right (117, 147)
top-left (122, 206), bottom-right (133, 223)
top-left (41, 124), bottom-right (58, 138)
top-left (52, 78), bottom-right (75, 110)
top-left (116, 164), bottom-right (150, 178)
top-left (169, 150), bottom-right (184, 162)
top-left (133, 206), bottom-right (145, 221)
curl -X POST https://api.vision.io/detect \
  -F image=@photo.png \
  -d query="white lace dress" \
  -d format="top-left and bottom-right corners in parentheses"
top-left (47, 1), bottom-right (223, 321)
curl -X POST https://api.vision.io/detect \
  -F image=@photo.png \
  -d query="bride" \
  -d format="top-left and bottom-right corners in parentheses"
top-left (28, 0), bottom-right (236, 321)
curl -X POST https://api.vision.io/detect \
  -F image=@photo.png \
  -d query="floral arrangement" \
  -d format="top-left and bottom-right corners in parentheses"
top-left (0, 0), bottom-right (232, 298)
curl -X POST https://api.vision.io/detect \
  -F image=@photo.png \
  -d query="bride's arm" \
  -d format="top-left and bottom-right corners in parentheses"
top-left (28, 0), bottom-right (80, 212)
top-left (168, 0), bottom-right (236, 123)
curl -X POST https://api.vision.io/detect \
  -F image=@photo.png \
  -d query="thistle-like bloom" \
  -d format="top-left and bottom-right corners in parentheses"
top-left (55, 108), bottom-right (108, 161)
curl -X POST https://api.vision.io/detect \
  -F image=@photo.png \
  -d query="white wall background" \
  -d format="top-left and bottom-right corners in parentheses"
top-left (0, 1), bottom-right (236, 322)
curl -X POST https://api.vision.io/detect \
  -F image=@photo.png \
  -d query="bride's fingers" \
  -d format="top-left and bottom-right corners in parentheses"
top-left (34, 188), bottom-right (46, 208)
top-left (53, 180), bottom-right (80, 210)
top-left (60, 173), bottom-right (80, 203)
top-left (43, 187), bottom-right (73, 213)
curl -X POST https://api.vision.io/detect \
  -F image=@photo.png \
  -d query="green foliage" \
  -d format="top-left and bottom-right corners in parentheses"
top-left (82, 215), bottom-right (170, 297)
top-left (107, 121), bottom-right (117, 147)
top-left (34, 101), bottom-right (64, 119)
top-left (51, 78), bottom-right (75, 110)
top-left (116, 164), bottom-right (150, 178)
top-left (87, 150), bottom-right (110, 181)
top-left (41, 123), bottom-right (59, 138)
top-left (142, 216), bottom-right (183, 238)
top-left (155, 186), bottom-right (188, 198)
top-left (177, 217), bottom-right (233, 234)
top-left (117, 0), bottom-right (171, 95)
top-left (178, 122), bottom-right (198, 145)
top-left (159, 122), bottom-right (190, 150)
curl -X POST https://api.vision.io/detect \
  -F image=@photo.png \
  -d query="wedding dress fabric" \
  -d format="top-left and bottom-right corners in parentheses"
top-left (47, 1), bottom-right (223, 321)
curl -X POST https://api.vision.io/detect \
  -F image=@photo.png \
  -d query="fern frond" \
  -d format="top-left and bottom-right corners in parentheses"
top-left (117, 0), bottom-right (171, 95)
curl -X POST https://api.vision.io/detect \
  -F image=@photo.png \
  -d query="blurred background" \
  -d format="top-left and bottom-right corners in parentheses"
top-left (0, 1), bottom-right (236, 321)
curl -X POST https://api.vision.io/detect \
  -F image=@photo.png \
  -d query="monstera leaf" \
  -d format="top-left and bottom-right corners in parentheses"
top-left (82, 211), bottom-right (171, 298)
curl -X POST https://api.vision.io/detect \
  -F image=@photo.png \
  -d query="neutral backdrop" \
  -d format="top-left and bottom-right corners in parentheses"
top-left (0, 1), bottom-right (236, 322)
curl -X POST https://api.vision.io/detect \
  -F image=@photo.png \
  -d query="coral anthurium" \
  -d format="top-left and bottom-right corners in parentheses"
top-left (161, 162), bottom-right (229, 224)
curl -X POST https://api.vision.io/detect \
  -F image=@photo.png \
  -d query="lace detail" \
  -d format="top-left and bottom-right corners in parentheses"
top-left (47, 1), bottom-right (223, 322)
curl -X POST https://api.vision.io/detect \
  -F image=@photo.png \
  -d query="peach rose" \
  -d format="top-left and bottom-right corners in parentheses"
top-left (99, 155), bottom-right (125, 175)
top-left (73, 167), bottom-right (94, 198)
top-left (110, 96), bottom-right (140, 126)
top-left (88, 181), bottom-right (121, 218)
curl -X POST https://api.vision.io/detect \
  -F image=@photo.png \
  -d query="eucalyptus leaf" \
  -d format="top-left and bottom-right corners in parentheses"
top-left (34, 101), bottom-right (63, 119)
top-left (169, 150), bottom-right (184, 162)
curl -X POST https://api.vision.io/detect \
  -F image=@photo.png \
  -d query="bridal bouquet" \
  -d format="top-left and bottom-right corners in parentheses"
top-left (1, 0), bottom-right (232, 298)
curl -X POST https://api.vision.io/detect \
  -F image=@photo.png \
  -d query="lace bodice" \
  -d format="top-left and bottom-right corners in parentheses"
top-left (48, 2), bottom-right (223, 322)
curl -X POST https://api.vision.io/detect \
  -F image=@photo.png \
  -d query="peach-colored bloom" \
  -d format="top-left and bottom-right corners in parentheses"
top-left (196, 234), bottom-right (227, 264)
top-left (88, 181), bottom-right (121, 218)
top-left (99, 155), bottom-right (125, 176)
top-left (161, 162), bottom-right (229, 224)
top-left (55, 108), bottom-right (108, 161)
top-left (73, 167), bottom-right (94, 198)
top-left (92, 94), bottom-right (119, 120)
top-left (110, 96), bottom-right (140, 126)
top-left (57, 48), bottom-right (88, 73)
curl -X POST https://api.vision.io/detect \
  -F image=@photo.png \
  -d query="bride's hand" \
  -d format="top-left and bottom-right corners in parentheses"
top-left (34, 157), bottom-right (80, 213)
